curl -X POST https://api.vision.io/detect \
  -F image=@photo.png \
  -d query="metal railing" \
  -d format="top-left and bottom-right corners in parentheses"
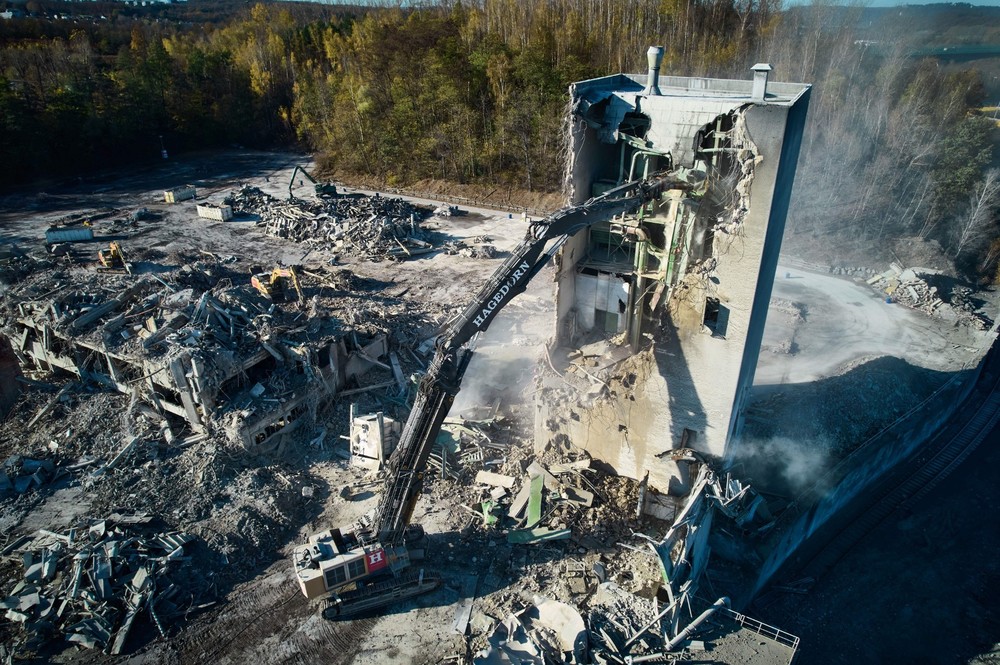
top-left (724, 608), bottom-right (800, 654)
top-left (381, 185), bottom-right (555, 218)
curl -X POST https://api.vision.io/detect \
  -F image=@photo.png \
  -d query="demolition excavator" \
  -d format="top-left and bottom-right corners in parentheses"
top-left (288, 166), bottom-right (338, 200)
top-left (292, 170), bottom-right (694, 618)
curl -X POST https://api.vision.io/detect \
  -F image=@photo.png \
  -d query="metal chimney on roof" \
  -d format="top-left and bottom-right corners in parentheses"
top-left (644, 46), bottom-right (664, 96)
top-left (751, 63), bottom-right (772, 102)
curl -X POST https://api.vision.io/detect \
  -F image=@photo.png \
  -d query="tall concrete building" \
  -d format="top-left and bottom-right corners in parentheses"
top-left (535, 51), bottom-right (810, 495)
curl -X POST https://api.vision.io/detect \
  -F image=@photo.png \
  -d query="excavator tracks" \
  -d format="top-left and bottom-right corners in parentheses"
top-left (323, 570), bottom-right (442, 619)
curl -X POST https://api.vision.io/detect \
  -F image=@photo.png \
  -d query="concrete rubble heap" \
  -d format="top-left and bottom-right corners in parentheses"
top-left (224, 185), bottom-right (435, 260)
top-left (1, 455), bottom-right (57, 498)
top-left (868, 264), bottom-right (992, 330)
top-left (0, 262), bottom-right (413, 454)
top-left (0, 514), bottom-right (197, 656)
top-left (415, 425), bottom-right (790, 664)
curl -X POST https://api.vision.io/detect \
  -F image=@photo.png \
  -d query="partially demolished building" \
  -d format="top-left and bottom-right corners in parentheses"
top-left (536, 52), bottom-right (811, 496)
top-left (3, 272), bottom-right (393, 454)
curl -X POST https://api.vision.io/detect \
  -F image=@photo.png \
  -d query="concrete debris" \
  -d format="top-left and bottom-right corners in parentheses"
top-left (475, 596), bottom-right (587, 665)
top-left (0, 455), bottom-right (58, 497)
top-left (829, 265), bottom-right (879, 278)
top-left (1, 264), bottom-right (399, 453)
top-left (867, 265), bottom-right (991, 330)
top-left (475, 471), bottom-right (515, 490)
top-left (224, 185), bottom-right (433, 261)
top-left (0, 517), bottom-right (197, 657)
top-left (433, 204), bottom-right (460, 217)
top-left (442, 237), bottom-right (498, 259)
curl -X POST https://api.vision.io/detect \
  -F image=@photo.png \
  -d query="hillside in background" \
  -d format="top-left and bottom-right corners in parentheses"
top-left (0, 1), bottom-right (997, 277)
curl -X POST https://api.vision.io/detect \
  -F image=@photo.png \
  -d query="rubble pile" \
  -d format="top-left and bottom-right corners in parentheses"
top-left (0, 245), bottom-right (47, 286)
top-left (448, 435), bottom-right (783, 664)
top-left (0, 259), bottom-right (425, 454)
top-left (0, 455), bottom-right (57, 498)
top-left (587, 582), bottom-right (663, 660)
top-left (224, 186), bottom-right (434, 260)
top-left (476, 596), bottom-right (588, 664)
top-left (867, 264), bottom-right (991, 330)
top-left (829, 265), bottom-right (879, 278)
top-left (442, 236), bottom-right (498, 259)
top-left (118, 457), bottom-right (312, 578)
top-left (0, 515), bottom-right (200, 657)
top-left (419, 415), bottom-right (647, 551)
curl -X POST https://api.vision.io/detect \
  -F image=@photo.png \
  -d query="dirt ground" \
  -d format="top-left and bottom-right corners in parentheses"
top-left (757, 267), bottom-right (986, 386)
top-left (1, 150), bottom-right (996, 665)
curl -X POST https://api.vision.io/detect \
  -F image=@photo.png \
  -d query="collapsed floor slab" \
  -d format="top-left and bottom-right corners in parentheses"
top-left (2, 269), bottom-right (392, 454)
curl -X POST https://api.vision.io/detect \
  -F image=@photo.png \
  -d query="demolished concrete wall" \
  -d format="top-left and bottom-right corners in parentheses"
top-left (1, 269), bottom-right (390, 454)
top-left (537, 65), bottom-right (810, 494)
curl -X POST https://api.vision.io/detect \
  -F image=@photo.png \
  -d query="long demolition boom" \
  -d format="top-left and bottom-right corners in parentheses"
top-left (369, 171), bottom-right (686, 547)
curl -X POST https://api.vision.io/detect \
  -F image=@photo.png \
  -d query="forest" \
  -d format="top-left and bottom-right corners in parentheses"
top-left (1, 0), bottom-right (998, 278)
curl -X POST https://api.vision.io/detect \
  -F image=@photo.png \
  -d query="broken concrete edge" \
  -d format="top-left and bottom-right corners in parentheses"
top-left (3, 269), bottom-right (400, 454)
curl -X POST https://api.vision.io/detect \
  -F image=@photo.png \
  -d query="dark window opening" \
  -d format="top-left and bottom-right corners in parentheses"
top-left (620, 111), bottom-right (651, 139)
top-left (252, 404), bottom-right (307, 445)
top-left (704, 298), bottom-right (729, 338)
top-left (220, 356), bottom-right (278, 398)
top-left (587, 223), bottom-right (636, 265)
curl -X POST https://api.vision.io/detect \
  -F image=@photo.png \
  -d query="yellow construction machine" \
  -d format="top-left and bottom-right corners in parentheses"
top-left (251, 266), bottom-right (304, 303)
top-left (97, 242), bottom-right (132, 275)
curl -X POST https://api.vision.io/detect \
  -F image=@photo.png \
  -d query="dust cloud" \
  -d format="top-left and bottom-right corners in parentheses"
top-left (732, 436), bottom-right (832, 496)
top-left (449, 303), bottom-right (552, 416)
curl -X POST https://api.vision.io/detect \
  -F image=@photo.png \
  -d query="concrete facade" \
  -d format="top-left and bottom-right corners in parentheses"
top-left (535, 63), bottom-right (810, 494)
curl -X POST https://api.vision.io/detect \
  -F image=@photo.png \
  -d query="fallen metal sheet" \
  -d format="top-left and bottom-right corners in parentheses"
top-left (508, 482), bottom-right (532, 520)
top-left (525, 474), bottom-right (544, 528)
top-left (507, 528), bottom-right (571, 545)
top-left (451, 574), bottom-right (478, 635)
top-left (476, 615), bottom-right (542, 665)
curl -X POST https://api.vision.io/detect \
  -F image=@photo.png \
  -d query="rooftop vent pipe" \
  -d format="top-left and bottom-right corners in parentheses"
top-left (751, 63), bottom-right (772, 102)
top-left (644, 46), bottom-right (664, 96)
